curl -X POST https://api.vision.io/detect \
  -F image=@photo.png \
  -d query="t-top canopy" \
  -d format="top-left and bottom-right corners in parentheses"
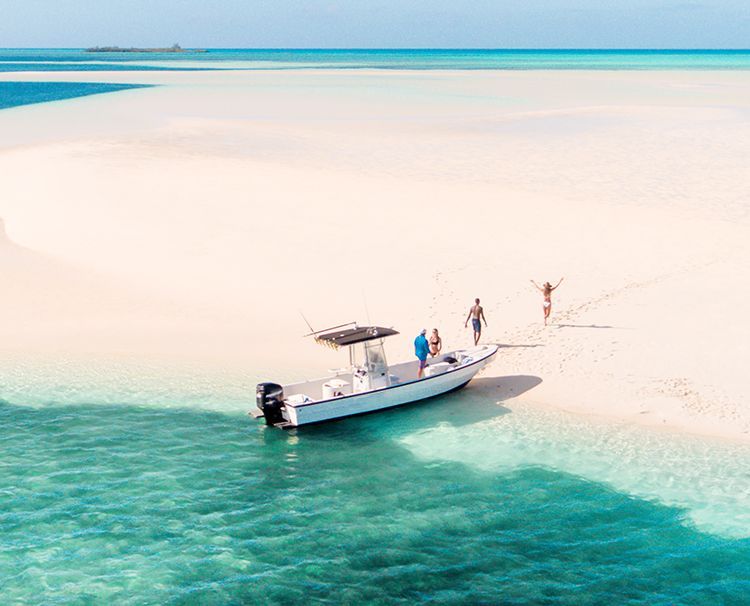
top-left (312, 325), bottom-right (399, 348)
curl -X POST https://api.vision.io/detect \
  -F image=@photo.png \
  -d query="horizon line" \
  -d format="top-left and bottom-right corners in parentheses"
top-left (2, 47), bottom-right (750, 52)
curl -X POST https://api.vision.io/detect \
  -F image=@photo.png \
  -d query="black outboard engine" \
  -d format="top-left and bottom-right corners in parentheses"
top-left (256, 382), bottom-right (285, 426)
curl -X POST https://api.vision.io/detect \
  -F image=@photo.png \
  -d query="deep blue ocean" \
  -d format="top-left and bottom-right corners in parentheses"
top-left (0, 81), bottom-right (151, 110)
top-left (2, 50), bottom-right (750, 603)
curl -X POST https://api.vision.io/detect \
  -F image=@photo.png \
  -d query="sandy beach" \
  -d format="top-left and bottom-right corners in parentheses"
top-left (1, 68), bottom-right (749, 439)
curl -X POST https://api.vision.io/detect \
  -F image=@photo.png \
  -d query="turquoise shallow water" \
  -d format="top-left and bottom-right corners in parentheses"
top-left (2, 48), bottom-right (750, 71)
top-left (2, 384), bottom-right (750, 605)
top-left (2, 48), bottom-right (748, 112)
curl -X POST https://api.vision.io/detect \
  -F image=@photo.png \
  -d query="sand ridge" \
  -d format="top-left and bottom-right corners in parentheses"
top-left (0, 69), bottom-right (748, 439)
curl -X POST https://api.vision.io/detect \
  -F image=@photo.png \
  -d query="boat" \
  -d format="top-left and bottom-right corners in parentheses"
top-left (251, 322), bottom-right (498, 427)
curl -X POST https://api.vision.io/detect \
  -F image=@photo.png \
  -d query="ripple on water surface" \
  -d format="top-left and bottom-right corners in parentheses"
top-left (398, 387), bottom-right (750, 539)
top-left (2, 392), bottom-right (750, 605)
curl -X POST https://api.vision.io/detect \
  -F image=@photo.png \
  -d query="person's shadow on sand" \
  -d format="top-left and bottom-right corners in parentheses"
top-left (553, 323), bottom-right (625, 329)
top-left (496, 343), bottom-right (544, 349)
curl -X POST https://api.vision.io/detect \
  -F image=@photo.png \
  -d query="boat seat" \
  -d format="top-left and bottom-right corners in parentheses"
top-left (425, 362), bottom-right (451, 377)
top-left (286, 394), bottom-right (313, 406)
top-left (322, 379), bottom-right (349, 399)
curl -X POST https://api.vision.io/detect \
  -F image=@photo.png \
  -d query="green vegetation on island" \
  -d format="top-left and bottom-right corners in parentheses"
top-left (85, 43), bottom-right (206, 53)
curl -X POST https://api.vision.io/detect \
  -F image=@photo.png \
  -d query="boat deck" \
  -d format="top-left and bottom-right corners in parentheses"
top-left (282, 348), bottom-right (481, 407)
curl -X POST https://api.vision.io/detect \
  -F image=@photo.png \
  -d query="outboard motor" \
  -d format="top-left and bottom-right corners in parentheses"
top-left (256, 382), bottom-right (285, 426)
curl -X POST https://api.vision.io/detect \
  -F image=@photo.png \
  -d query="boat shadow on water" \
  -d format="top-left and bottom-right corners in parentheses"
top-left (261, 374), bottom-right (542, 444)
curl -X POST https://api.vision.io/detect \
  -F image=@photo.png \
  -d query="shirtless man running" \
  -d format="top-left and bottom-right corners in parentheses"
top-left (464, 298), bottom-right (487, 345)
top-left (531, 278), bottom-right (564, 326)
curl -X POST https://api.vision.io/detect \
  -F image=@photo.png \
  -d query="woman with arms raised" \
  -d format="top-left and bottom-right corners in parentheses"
top-left (531, 278), bottom-right (564, 326)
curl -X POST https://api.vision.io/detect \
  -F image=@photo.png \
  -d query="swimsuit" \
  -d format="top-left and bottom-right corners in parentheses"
top-left (472, 318), bottom-right (481, 332)
top-left (543, 300), bottom-right (551, 308)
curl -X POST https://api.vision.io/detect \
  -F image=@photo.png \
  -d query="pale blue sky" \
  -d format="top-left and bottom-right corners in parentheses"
top-left (1, 0), bottom-right (748, 48)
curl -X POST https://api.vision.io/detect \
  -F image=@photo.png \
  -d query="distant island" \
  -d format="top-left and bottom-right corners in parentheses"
top-left (85, 43), bottom-right (206, 53)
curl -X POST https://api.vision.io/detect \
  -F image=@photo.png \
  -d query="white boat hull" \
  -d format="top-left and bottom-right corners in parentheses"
top-left (276, 345), bottom-right (498, 427)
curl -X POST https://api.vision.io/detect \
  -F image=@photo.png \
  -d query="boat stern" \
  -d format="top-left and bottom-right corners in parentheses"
top-left (255, 382), bottom-right (287, 426)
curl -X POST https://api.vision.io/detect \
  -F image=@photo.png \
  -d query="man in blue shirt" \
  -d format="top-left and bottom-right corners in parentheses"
top-left (414, 328), bottom-right (430, 379)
